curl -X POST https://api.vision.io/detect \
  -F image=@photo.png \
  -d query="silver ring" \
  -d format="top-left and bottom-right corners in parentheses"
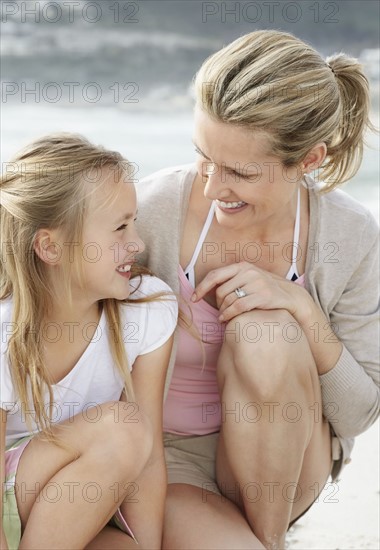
top-left (234, 287), bottom-right (247, 299)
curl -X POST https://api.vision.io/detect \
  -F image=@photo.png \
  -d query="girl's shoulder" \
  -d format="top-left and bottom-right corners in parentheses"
top-left (128, 274), bottom-right (175, 300)
top-left (119, 275), bottom-right (178, 357)
top-left (126, 275), bottom-right (178, 323)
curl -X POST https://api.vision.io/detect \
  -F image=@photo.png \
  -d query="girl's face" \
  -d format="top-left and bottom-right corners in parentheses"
top-left (193, 106), bottom-right (303, 233)
top-left (73, 167), bottom-right (145, 303)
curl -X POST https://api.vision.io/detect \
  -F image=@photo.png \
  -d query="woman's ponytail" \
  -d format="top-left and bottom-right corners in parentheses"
top-left (323, 53), bottom-right (376, 188)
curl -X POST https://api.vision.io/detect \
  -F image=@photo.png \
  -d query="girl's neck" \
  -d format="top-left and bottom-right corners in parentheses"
top-left (44, 300), bottom-right (101, 327)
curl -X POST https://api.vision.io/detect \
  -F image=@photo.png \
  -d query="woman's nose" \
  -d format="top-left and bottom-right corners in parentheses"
top-left (204, 171), bottom-right (232, 201)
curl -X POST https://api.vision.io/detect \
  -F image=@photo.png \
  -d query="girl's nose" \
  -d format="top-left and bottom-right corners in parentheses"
top-left (134, 233), bottom-right (145, 255)
top-left (124, 231), bottom-right (145, 257)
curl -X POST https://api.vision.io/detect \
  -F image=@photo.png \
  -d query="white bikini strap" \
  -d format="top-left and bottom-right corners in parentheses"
top-left (184, 201), bottom-right (216, 280)
top-left (185, 191), bottom-right (300, 283)
top-left (291, 186), bottom-right (301, 273)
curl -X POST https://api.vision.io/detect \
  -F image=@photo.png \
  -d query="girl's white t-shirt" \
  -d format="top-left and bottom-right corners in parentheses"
top-left (0, 275), bottom-right (178, 449)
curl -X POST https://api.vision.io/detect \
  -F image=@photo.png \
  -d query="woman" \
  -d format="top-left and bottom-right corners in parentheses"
top-left (136, 30), bottom-right (379, 549)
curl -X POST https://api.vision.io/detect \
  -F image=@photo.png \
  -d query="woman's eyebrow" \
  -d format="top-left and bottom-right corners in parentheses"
top-left (192, 140), bottom-right (240, 173)
top-left (192, 140), bottom-right (211, 160)
top-left (192, 141), bottom-right (258, 176)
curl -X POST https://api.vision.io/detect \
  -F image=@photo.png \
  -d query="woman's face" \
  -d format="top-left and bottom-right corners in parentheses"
top-left (193, 106), bottom-right (303, 232)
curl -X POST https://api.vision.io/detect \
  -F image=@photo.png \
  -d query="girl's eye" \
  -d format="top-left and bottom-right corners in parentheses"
top-left (194, 147), bottom-right (204, 157)
top-left (116, 217), bottom-right (137, 231)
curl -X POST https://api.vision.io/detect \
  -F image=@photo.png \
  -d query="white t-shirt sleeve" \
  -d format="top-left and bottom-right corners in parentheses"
top-left (0, 359), bottom-right (17, 412)
top-left (1, 299), bottom-right (18, 411)
top-left (126, 275), bottom-right (178, 358)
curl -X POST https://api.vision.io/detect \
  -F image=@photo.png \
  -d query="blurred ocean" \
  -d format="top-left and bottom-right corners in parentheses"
top-left (1, 0), bottom-right (379, 218)
top-left (1, 104), bottom-right (379, 220)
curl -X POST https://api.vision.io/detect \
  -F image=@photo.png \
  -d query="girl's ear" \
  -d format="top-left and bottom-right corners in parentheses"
top-left (34, 229), bottom-right (63, 265)
top-left (301, 142), bottom-right (327, 173)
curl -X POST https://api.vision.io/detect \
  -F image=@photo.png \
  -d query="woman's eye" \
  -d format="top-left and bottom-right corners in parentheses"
top-left (194, 147), bottom-right (204, 157)
top-left (236, 172), bottom-right (250, 180)
top-left (232, 171), bottom-right (259, 182)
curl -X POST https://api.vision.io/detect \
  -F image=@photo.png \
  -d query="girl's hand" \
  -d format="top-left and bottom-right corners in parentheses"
top-left (191, 261), bottom-right (312, 323)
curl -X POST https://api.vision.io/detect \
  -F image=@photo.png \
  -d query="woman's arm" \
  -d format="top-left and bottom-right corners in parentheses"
top-left (308, 234), bottom-right (379, 438)
top-left (120, 335), bottom-right (174, 549)
top-left (1, 408), bottom-right (9, 550)
top-left (192, 261), bottom-right (343, 372)
top-left (192, 233), bottom-right (379, 439)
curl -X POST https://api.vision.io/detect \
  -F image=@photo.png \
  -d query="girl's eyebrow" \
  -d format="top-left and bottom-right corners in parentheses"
top-left (115, 209), bottom-right (138, 224)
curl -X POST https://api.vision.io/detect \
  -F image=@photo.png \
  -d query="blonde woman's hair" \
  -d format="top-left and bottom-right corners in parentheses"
top-left (194, 30), bottom-right (375, 191)
top-left (0, 133), bottom-right (163, 439)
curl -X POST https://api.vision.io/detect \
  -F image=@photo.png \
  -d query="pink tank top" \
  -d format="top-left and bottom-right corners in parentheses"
top-left (163, 191), bottom-right (305, 435)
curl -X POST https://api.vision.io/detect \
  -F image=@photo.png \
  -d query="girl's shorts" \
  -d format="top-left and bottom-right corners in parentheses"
top-left (3, 436), bottom-right (32, 549)
top-left (3, 437), bottom-right (136, 549)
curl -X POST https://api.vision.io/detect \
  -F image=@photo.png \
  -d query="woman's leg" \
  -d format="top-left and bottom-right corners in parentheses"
top-left (163, 483), bottom-right (265, 549)
top-left (216, 309), bottom-right (332, 549)
top-left (15, 401), bottom-right (152, 549)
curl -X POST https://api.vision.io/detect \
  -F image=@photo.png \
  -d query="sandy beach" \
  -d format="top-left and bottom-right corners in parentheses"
top-left (287, 422), bottom-right (379, 549)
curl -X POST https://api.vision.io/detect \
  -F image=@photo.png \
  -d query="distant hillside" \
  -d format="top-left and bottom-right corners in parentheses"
top-left (138, 0), bottom-right (379, 53)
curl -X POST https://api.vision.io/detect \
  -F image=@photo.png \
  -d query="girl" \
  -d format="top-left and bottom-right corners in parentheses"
top-left (1, 134), bottom-right (178, 549)
top-left (136, 30), bottom-right (379, 549)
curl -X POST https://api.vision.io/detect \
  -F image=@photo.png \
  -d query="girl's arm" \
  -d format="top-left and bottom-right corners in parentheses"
top-left (1, 408), bottom-right (9, 550)
top-left (120, 335), bottom-right (174, 549)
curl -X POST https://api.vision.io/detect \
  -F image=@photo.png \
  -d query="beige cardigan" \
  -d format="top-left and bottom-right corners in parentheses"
top-left (136, 163), bottom-right (379, 480)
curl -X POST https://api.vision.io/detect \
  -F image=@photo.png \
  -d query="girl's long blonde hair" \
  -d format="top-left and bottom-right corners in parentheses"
top-left (194, 30), bottom-right (375, 190)
top-left (0, 133), bottom-right (162, 439)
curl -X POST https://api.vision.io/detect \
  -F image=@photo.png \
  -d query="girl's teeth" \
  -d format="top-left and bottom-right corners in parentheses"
top-left (117, 265), bottom-right (131, 273)
top-left (217, 200), bottom-right (247, 209)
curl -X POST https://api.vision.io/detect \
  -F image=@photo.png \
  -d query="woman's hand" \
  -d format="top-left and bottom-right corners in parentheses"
top-left (191, 261), bottom-right (312, 323)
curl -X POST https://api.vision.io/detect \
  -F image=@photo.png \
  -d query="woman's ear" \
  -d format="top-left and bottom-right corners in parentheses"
top-left (301, 142), bottom-right (327, 173)
top-left (34, 229), bottom-right (63, 265)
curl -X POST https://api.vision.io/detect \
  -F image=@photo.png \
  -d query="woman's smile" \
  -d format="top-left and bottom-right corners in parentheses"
top-left (215, 199), bottom-right (248, 214)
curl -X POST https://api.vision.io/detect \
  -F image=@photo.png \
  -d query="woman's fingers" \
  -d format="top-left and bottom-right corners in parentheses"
top-left (219, 294), bottom-right (255, 322)
top-left (191, 261), bottom-right (294, 323)
top-left (191, 263), bottom-right (243, 302)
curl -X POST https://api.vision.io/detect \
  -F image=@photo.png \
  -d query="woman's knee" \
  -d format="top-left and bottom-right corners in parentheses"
top-left (220, 310), bottom-right (311, 398)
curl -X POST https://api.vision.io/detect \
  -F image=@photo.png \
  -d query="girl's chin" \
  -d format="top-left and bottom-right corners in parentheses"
top-left (107, 285), bottom-right (132, 302)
